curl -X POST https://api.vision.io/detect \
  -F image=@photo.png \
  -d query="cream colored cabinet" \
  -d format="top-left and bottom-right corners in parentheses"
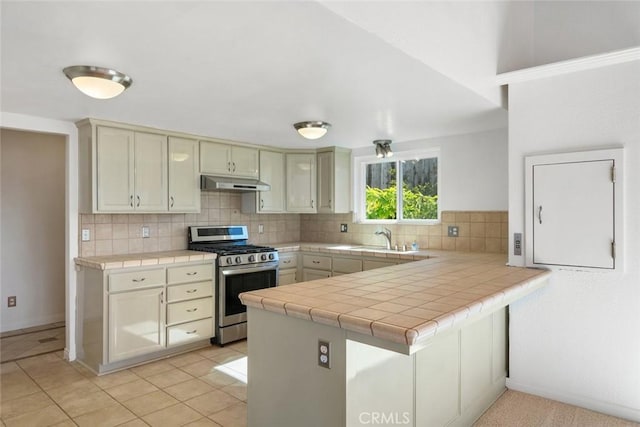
top-left (95, 126), bottom-right (168, 212)
top-left (286, 153), bottom-right (316, 213)
top-left (317, 148), bottom-right (351, 214)
top-left (168, 137), bottom-right (200, 212)
top-left (242, 150), bottom-right (285, 213)
top-left (166, 263), bottom-right (214, 347)
top-left (278, 252), bottom-right (298, 286)
top-left (108, 286), bottom-right (165, 362)
top-left (134, 132), bottom-right (169, 212)
top-left (79, 119), bottom-right (209, 213)
top-left (200, 141), bottom-right (258, 178)
top-left (258, 150), bottom-right (285, 212)
top-left (302, 254), bottom-right (331, 281)
top-left (77, 260), bottom-right (215, 374)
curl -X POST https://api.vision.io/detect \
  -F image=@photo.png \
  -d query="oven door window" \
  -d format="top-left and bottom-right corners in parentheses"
top-left (225, 269), bottom-right (277, 316)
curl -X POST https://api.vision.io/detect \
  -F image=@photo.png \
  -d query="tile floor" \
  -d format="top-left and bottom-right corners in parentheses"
top-left (0, 323), bottom-right (66, 364)
top-left (1, 341), bottom-right (248, 427)
top-left (2, 336), bottom-right (638, 427)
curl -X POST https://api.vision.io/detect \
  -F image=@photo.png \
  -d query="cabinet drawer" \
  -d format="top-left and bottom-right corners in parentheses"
top-left (302, 254), bottom-right (331, 270)
top-left (303, 268), bottom-right (332, 282)
top-left (109, 268), bottom-right (165, 292)
top-left (167, 318), bottom-right (213, 347)
top-left (167, 297), bottom-right (213, 325)
top-left (279, 252), bottom-right (298, 268)
top-left (167, 263), bottom-right (212, 284)
top-left (333, 257), bottom-right (363, 274)
top-left (167, 281), bottom-right (212, 302)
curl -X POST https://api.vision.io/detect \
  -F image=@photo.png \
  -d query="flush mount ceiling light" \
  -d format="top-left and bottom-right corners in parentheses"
top-left (63, 65), bottom-right (132, 99)
top-left (373, 140), bottom-right (393, 158)
top-left (293, 121), bottom-right (331, 140)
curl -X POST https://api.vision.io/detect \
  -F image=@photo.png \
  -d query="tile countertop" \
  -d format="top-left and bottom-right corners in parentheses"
top-left (273, 242), bottom-right (429, 261)
top-left (241, 247), bottom-right (551, 348)
top-left (74, 250), bottom-right (216, 270)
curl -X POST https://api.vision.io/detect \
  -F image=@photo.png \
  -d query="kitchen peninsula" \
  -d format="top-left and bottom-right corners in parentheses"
top-left (240, 248), bottom-right (551, 427)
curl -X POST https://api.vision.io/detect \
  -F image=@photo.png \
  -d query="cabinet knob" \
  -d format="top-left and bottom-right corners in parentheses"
top-left (311, 200), bottom-right (315, 209)
top-left (170, 196), bottom-right (175, 208)
top-left (136, 195), bottom-right (141, 207)
top-left (186, 330), bottom-right (197, 334)
top-left (186, 308), bottom-right (198, 313)
top-left (260, 199), bottom-right (264, 209)
top-left (232, 162), bottom-right (236, 172)
top-left (130, 195), bottom-right (134, 208)
top-left (132, 277), bottom-right (146, 282)
top-left (186, 289), bottom-right (198, 293)
top-left (186, 272), bottom-right (198, 276)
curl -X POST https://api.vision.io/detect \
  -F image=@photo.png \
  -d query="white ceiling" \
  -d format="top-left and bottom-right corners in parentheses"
top-left (1, 1), bottom-right (522, 149)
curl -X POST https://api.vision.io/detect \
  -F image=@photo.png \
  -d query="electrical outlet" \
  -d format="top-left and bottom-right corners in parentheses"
top-left (142, 226), bottom-right (150, 238)
top-left (340, 224), bottom-right (348, 233)
top-left (258, 224), bottom-right (264, 234)
top-left (318, 340), bottom-right (331, 369)
top-left (514, 233), bottom-right (522, 256)
top-left (448, 226), bottom-right (459, 237)
top-left (8, 296), bottom-right (16, 307)
top-left (81, 229), bottom-right (91, 241)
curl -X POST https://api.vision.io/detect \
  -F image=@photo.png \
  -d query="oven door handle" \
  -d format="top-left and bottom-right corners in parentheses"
top-left (220, 263), bottom-right (279, 276)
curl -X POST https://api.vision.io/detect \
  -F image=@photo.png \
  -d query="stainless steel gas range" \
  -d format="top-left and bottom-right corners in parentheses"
top-left (188, 225), bottom-right (278, 345)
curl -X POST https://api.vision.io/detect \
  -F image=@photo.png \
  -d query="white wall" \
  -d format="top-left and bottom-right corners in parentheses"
top-left (1, 129), bottom-right (66, 331)
top-left (507, 60), bottom-right (640, 421)
top-left (352, 128), bottom-right (509, 212)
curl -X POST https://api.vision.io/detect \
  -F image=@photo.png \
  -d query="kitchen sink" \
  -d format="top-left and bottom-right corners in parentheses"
top-left (328, 245), bottom-right (417, 254)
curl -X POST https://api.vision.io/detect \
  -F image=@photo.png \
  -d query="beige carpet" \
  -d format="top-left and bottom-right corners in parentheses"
top-left (475, 390), bottom-right (639, 426)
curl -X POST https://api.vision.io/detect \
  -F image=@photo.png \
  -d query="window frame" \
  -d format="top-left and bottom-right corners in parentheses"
top-left (353, 148), bottom-right (441, 224)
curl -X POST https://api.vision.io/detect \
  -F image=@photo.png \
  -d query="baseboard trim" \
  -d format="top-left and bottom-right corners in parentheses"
top-left (0, 314), bottom-right (65, 334)
top-left (506, 378), bottom-right (640, 423)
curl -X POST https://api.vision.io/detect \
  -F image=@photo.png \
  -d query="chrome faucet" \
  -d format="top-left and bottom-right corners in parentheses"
top-left (375, 227), bottom-right (392, 250)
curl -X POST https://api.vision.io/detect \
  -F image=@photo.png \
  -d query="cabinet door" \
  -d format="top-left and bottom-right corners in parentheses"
top-left (96, 126), bottom-right (135, 212)
top-left (532, 160), bottom-right (614, 268)
top-left (286, 153), bottom-right (316, 213)
top-left (200, 141), bottom-right (232, 175)
top-left (109, 287), bottom-right (165, 362)
top-left (278, 269), bottom-right (297, 286)
top-left (258, 150), bottom-right (285, 212)
top-left (134, 132), bottom-right (168, 212)
top-left (317, 151), bottom-right (334, 213)
top-left (169, 137), bottom-right (200, 212)
top-left (231, 146), bottom-right (259, 178)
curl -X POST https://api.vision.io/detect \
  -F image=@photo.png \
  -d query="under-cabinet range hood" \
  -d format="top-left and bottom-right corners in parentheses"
top-left (200, 175), bottom-right (270, 192)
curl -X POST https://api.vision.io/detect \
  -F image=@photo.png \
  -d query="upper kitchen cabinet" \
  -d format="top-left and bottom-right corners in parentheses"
top-left (77, 119), bottom-right (199, 214)
top-left (242, 150), bottom-right (285, 213)
top-left (286, 153), bottom-right (316, 213)
top-left (317, 147), bottom-right (351, 214)
top-left (525, 148), bottom-right (623, 270)
top-left (88, 125), bottom-right (167, 212)
top-left (168, 137), bottom-right (200, 212)
top-left (200, 141), bottom-right (259, 179)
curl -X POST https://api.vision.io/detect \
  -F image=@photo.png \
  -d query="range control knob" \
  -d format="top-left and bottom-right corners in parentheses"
top-left (226, 257), bottom-right (233, 265)
top-left (268, 253), bottom-right (275, 260)
top-left (248, 255), bottom-right (255, 262)
top-left (260, 254), bottom-right (267, 261)
top-left (235, 256), bottom-right (242, 264)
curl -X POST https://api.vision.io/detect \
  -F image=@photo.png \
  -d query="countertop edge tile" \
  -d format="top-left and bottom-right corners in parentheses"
top-left (74, 250), bottom-right (216, 270)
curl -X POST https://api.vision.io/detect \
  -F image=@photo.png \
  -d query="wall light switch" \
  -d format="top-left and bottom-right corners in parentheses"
top-left (81, 229), bottom-right (91, 241)
top-left (514, 233), bottom-right (522, 256)
top-left (142, 226), bottom-right (150, 238)
top-left (258, 224), bottom-right (264, 234)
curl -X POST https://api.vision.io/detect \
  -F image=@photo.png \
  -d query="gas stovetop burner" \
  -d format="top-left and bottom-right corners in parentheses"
top-left (187, 225), bottom-right (279, 266)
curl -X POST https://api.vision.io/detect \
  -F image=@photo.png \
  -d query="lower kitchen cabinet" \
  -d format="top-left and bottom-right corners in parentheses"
top-left (278, 252), bottom-right (298, 286)
top-left (77, 260), bottom-right (215, 374)
top-left (109, 287), bottom-right (165, 362)
top-left (303, 268), bottom-right (332, 282)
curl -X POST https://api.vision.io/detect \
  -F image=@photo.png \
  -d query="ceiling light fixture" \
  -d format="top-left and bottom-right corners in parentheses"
top-left (63, 65), bottom-right (132, 99)
top-left (294, 121), bottom-right (331, 140)
top-left (373, 140), bottom-right (393, 158)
